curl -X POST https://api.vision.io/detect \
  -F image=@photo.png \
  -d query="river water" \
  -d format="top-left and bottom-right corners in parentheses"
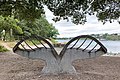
top-left (56, 39), bottom-right (120, 54)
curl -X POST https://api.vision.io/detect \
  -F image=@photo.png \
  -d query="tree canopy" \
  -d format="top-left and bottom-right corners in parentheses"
top-left (0, 16), bottom-right (23, 41)
top-left (0, 0), bottom-right (120, 24)
top-left (0, 0), bottom-right (44, 21)
top-left (0, 15), bottom-right (59, 41)
top-left (18, 16), bottom-right (59, 38)
top-left (0, 16), bottom-right (23, 34)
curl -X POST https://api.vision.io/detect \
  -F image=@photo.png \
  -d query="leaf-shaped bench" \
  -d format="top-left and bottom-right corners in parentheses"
top-left (59, 35), bottom-right (107, 73)
top-left (13, 35), bottom-right (60, 73)
top-left (13, 35), bottom-right (107, 74)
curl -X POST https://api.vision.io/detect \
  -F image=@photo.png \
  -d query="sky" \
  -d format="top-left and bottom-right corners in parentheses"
top-left (44, 6), bottom-right (120, 38)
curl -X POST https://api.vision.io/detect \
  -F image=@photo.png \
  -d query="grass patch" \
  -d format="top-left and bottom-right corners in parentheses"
top-left (0, 45), bottom-right (9, 52)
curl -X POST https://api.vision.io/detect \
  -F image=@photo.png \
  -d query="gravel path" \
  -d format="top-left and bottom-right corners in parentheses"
top-left (0, 52), bottom-right (120, 80)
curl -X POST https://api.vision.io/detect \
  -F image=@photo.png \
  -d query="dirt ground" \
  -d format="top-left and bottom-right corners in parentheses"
top-left (0, 52), bottom-right (120, 80)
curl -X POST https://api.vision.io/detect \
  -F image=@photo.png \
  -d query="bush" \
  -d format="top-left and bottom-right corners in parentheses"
top-left (49, 38), bottom-right (58, 44)
top-left (0, 45), bottom-right (9, 52)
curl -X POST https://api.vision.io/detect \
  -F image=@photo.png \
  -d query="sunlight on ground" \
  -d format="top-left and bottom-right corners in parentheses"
top-left (0, 40), bottom-right (17, 51)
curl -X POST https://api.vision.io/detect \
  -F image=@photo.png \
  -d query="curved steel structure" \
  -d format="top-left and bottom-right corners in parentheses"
top-left (13, 35), bottom-right (58, 59)
top-left (60, 35), bottom-right (107, 59)
top-left (13, 35), bottom-right (107, 74)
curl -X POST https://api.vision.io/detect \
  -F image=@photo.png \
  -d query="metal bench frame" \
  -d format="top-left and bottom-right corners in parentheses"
top-left (13, 35), bottom-right (107, 74)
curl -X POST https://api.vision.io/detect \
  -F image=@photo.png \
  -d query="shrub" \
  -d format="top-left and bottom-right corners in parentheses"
top-left (0, 45), bottom-right (9, 52)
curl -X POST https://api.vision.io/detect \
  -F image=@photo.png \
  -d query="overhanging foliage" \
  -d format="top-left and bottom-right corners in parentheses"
top-left (0, 0), bottom-right (120, 24)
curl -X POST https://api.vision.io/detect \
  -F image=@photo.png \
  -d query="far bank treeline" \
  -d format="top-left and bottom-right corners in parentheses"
top-left (0, 15), bottom-right (59, 41)
top-left (56, 33), bottom-right (120, 41)
top-left (91, 33), bottom-right (120, 41)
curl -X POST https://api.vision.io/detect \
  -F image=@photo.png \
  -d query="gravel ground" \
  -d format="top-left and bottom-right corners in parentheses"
top-left (0, 52), bottom-right (120, 80)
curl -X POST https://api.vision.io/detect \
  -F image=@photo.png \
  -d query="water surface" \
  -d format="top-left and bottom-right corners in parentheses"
top-left (56, 39), bottom-right (120, 54)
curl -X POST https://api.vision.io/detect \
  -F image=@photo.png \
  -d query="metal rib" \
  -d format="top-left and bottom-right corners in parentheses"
top-left (76, 38), bottom-right (87, 50)
top-left (95, 47), bottom-right (103, 53)
top-left (30, 40), bottom-right (41, 49)
top-left (24, 41), bottom-right (35, 51)
top-left (34, 36), bottom-right (47, 49)
top-left (26, 35), bottom-right (44, 49)
top-left (83, 40), bottom-right (93, 51)
top-left (88, 44), bottom-right (98, 53)
top-left (40, 41), bottom-right (47, 49)
top-left (70, 38), bottom-right (79, 49)
top-left (20, 44), bottom-right (29, 52)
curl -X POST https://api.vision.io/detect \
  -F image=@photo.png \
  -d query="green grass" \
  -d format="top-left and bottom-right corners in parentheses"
top-left (0, 45), bottom-right (9, 52)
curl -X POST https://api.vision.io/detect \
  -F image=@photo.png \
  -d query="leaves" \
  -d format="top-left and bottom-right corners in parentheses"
top-left (44, 0), bottom-right (120, 24)
top-left (0, 0), bottom-right (120, 24)
top-left (0, 45), bottom-right (9, 52)
top-left (0, 15), bottom-right (23, 35)
top-left (18, 16), bottom-right (59, 38)
top-left (0, 0), bottom-right (45, 21)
